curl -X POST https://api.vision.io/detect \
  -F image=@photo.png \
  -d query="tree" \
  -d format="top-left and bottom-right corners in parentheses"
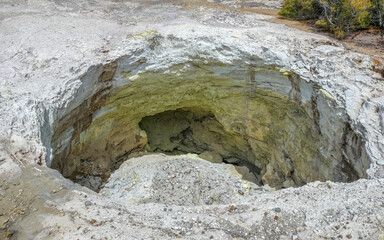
top-left (370, 0), bottom-right (384, 35)
top-left (316, 0), bottom-right (372, 38)
top-left (280, 0), bottom-right (377, 38)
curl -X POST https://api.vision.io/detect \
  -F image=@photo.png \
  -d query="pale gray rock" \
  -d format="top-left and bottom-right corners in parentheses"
top-left (77, 175), bottom-right (102, 191)
top-left (1, 163), bottom-right (383, 239)
top-left (101, 154), bottom-right (267, 206)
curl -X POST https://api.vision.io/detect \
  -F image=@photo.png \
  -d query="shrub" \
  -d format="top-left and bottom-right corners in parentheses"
top-left (280, 0), bottom-right (380, 38)
top-left (279, 0), bottom-right (322, 20)
top-left (370, 0), bottom-right (384, 33)
top-left (316, 0), bottom-right (372, 37)
top-left (315, 19), bottom-right (328, 27)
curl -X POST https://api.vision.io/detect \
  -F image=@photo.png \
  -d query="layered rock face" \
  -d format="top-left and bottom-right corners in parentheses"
top-left (49, 51), bottom-right (369, 189)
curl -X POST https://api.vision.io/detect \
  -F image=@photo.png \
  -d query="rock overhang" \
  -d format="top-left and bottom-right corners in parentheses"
top-left (48, 53), bottom-right (370, 190)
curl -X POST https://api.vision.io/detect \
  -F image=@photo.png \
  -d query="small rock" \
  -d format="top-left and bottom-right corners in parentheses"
top-left (273, 207), bottom-right (281, 213)
top-left (85, 201), bottom-right (92, 206)
top-left (229, 205), bottom-right (236, 212)
top-left (6, 231), bottom-right (13, 238)
top-left (274, 215), bottom-right (279, 221)
top-left (90, 219), bottom-right (97, 224)
top-left (15, 209), bottom-right (24, 215)
top-left (346, 234), bottom-right (352, 239)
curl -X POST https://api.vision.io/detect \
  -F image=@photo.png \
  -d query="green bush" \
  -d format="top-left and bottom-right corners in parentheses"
top-left (279, 0), bottom-right (382, 38)
top-left (279, 0), bottom-right (322, 20)
top-left (355, 10), bottom-right (372, 28)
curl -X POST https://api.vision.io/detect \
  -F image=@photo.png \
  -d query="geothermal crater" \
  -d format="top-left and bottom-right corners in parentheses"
top-left (48, 60), bottom-right (369, 191)
top-left (2, 0), bottom-right (384, 238)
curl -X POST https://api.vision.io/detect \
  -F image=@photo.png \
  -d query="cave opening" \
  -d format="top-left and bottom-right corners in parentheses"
top-left (139, 109), bottom-right (263, 185)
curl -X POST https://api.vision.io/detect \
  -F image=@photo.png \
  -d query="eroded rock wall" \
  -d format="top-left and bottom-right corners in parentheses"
top-left (49, 57), bottom-right (369, 189)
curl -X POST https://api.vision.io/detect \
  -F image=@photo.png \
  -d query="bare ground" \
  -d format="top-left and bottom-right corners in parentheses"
top-left (239, 7), bottom-right (384, 57)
